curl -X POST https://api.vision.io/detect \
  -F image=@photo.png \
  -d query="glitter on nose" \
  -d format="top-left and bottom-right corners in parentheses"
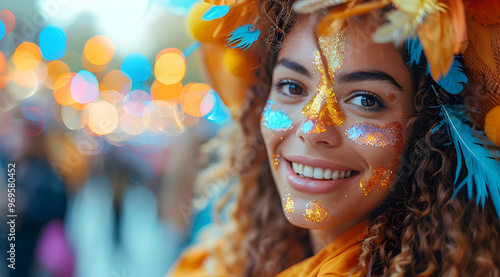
top-left (301, 22), bottom-right (348, 134)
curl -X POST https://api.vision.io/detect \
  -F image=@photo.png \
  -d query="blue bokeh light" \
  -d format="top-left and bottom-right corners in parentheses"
top-left (121, 53), bottom-right (152, 83)
top-left (39, 24), bottom-right (67, 61)
top-left (0, 21), bottom-right (5, 40)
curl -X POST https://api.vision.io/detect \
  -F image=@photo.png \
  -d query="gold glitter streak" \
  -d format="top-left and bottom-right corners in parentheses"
top-left (272, 154), bottom-right (280, 170)
top-left (285, 196), bottom-right (295, 213)
top-left (360, 167), bottom-right (395, 196)
top-left (304, 200), bottom-right (329, 223)
top-left (301, 21), bottom-right (348, 134)
top-left (345, 122), bottom-right (403, 151)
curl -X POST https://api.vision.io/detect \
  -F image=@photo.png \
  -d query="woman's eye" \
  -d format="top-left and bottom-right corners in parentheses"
top-left (274, 80), bottom-right (307, 97)
top-left (347, 92), bottom-right (386, 112)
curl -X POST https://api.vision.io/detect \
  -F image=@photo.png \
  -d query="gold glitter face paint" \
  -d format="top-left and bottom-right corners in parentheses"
top-left (386, 93), bottom-right (397, 102)
top-left (345, 122), bottom-right (403, 151)
top-left (359, 166), bottom-right (395, 196)
top-left (272, 154), bottom-right (281, 170)
top-left (304, 200), bottom-right (329, 223)
top-left (284, 196), bottom-right (295, 213)
top-left (301, 21), bottom-right (348, 134)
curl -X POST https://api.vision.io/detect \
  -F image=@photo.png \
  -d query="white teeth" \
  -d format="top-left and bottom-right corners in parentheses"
top-left (332, 170), bottom-right (340, 179)
top-left (303, 166), bottom-right (313, 177)
top-left (291, 162), bottom-right (354, 180)
top-left (324, 169), bottom-right (332, 179)
top-left (313, 167), bottom-right (324, 179)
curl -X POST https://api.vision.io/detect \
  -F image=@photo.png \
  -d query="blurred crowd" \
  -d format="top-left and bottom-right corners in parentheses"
top-left (0, 1), bottom-right (225, 276)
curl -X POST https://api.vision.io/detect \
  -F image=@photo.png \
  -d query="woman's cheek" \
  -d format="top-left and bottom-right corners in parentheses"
top-left (344, 121), bottom-right (404, 196)
top-left (260, 100), bottom-right (295, 170)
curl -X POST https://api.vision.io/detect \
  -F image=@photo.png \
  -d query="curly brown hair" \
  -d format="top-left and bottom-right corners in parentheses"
top-left (192, 1), bottom-right (500, 276)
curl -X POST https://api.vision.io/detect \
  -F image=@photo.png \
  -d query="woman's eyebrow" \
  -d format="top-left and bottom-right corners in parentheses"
top-left (275, 58), bottom-right (311, 78)
top-left (336, 70), bottom-right (403, 90)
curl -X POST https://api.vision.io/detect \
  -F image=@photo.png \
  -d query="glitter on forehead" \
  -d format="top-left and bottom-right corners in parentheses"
top-left (304, 200), bottom-right (328, 223)
top-left (345, 122), bottom-right (403, 151)
top-left (285, 196), bottom-right (295, 213)
top-left (272, 154), bottom-right (280, 170)
top-left (262, 100), bottom-right (293, 131)
top-left (387, 93), bottom-right (397, 102)
top-left (359, 166), bottom-right (395, 196)
top-left (301, 22), bottom-right (348, 134)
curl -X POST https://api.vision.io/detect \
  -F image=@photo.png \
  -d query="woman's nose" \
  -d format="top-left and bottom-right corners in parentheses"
top-left (296, 118), bottom-right (343, 147)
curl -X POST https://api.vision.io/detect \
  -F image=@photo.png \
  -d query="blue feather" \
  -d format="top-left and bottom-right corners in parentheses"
top-left (437, 59), bottom-right (468, 95)
top-left (437, 105), bottom-right (500, 217)
top-left (226, 24), bottom-right (261, 50)
top-left (407, 37), bottom-right (423, 67)
top-left (203, 5), bottom-right (230, 21)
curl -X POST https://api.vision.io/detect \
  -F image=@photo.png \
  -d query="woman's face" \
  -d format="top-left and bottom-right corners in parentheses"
top-left (261, 15), bottom-right (414, 231)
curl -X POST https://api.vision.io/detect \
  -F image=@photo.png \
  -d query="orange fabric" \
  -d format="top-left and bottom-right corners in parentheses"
top-left (169, 241), bottom-right (228, 277)
top-left (276, 223), bottom-right (368, 277)
top-left (169, 223), bottom-right (368, 277)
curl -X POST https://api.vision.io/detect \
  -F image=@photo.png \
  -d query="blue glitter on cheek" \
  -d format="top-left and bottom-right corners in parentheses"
top-left (345, 126), bottom-right (363, 140)
top-left (262, 100), bottom-right (293, 131)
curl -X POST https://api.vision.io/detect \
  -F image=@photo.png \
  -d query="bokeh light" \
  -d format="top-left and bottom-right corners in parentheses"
top-left (45, 60), bottom-right (71, 89)
top-left (155, 52), bottom-right (186, 85)
top-left (101, 70), bottom-right (131, 92)
top-left (123, 89), bottom-right (152, 116)
top-left (151, 80), bottom-right (183, 103)
top-left (0, 51), bottom-right (9, 89)
top-left (0, 21), bottom-right (5, 40)
top-left (180, 83), bottom-right (211, 117)
top-left (0, 51), bottom-right (6, 72)
top-left (145, 100), bottom-right (183, 134)
top-left (12, 42), bottom-right (43, 71)
top-left (121, 53), bottom-right (151, 83)
top-left (155, 48), bottom-right (185, 62)
top-left (120, 111), bottom-right (150, 136)
top-left (83, 35), bottom-right (115, 66)
top-left (39, 24), bottom-right (67, 61)
top-left (86, 101), bottom-right (119, 136)
top-left (53, 73), bottom-right (76, 106)
top-left (22, 106), bottom-right (44, 137)
top-left (0, 9), bottom-right (15, 36)
top-left (61, 105), bottom-right (84, 130)
top-left (71, 70), bottom-right (99, 104)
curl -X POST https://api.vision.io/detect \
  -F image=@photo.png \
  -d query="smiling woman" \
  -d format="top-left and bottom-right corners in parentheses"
top-left (168, 0), bottom-right (500, 276)
top-left (262, 15), bottom-right (414, 248)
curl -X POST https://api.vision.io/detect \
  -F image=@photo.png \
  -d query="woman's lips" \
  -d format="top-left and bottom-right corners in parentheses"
top-left (284, 156), bottom-right (361, 194)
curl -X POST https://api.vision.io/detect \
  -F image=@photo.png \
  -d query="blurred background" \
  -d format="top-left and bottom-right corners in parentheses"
top-left (0, 0), bottom-right (231, 276)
